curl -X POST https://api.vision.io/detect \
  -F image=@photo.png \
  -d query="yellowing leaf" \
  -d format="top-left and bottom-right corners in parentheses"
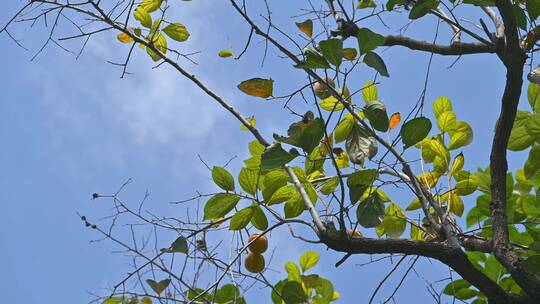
top-left (295, 19), bottom-right (313, 38)
top-left (320, 96), bottom-right (345, 111)
top-left (163, 23), bottom-right (190, 42)
top-left (339, 48), bottom-right (358, 60)
top-left (241, 117), bottom-right (256, 131)
top-left (117, 32), bottom-right (134, 43)
top-left (450, 152), bottom-right (464, 176)
top-left (388, 112), bottom-right (401, 129)
top-left (333, 148), bottom-right (349, 168)
top-left (140, 0), bottom-right (163, 13)
top-left (238, 78), bottom-right (274, 98)
top-left (134, 6), bottom-right (152, 28)
top-left (218, 49), bottom-right (234, 58)
top-left (146, 32), bottom-right (167, 61)
top-left (362, 80), bottom-right (378, 103)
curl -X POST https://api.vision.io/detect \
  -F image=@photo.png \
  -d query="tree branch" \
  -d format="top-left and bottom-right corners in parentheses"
top-left (319, 235), bottom-right (523, 304)
top-left (487, 0), bottom-right (540, 298)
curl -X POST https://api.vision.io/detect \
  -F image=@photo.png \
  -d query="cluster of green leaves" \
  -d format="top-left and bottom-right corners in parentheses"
top-left (293, 17), bottom-right (388, 77)
top-left (103, 296), bottom-right (152, 304)
top-left (271, 251), bottom-right (340, 304)
top-left (405, 96), bottom-right (475, 219)
top-left (184, 284), bottom-right (247, 304)
top-left (116, 0), bottom-right (190, 61)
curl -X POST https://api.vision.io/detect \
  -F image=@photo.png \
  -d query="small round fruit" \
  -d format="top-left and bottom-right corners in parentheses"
top-left (348, 229), bottom-right (363, 238)
top-left (313, 77), bottom-right (335, 99)
top-left (244, 252), bottom-right (265, 273)
top-left (248, 233), bottom-right (268, 253)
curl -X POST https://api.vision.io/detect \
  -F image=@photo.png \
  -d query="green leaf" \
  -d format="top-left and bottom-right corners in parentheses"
top-left (314, 278), bottom-right (334, 301)
top-left (251, 205), bottom-right (268, 230)
top-left (214, 284), bottom-right (244, 304)
top-left (284, 195), bottom-right (305, 218)
top-left (281, 281), bottom-right (308, 304)
top-left (484, 254), bottom-right (504, 281)
top-left (528, 83), bottom-right (540, 112)
top-left (387, 0), bottom-right (405, 11)
top-left (134, 7), bottom-right (152, 28)
top-left (356, 192), bottom-right (385, 228)
top-left (320, 177), bottom-right (339, 195)
top-left (238, 78), bottom-right (274, 98)
top-left (455, 289), bottom-right (478, 300)
top-left (260, 143), bottom-right (299, 170)
top-left (527, 0), bottom-right (540, 20)
top-left (295, 48), bottom-right (330, 69)
top-left (285, 261), bottom-right (302, 282)
top-left (379, 203), bottom-right (406, 237)
top-left (448, 121), bottom-right (473, 150)
top-left (239, 168), bottom-right (259, 195)
top-left (524, 255), bottom-right (540, 274)
top-left (348, 169), bottom-right (379, 186)
top-left (295, 19), bottom-right (313, 38)
top-left (364, 51), bottom-right (389, 77)
top-left (269, 185), bottom-right (296, 205)
top-left (409, 0), bottom-right (439, 20)
top-left (508, 125), bottom-right (535, 151)
top-left (463, 0), bottom-right (495, 6)
top-left (146, 32), bottom-right (167, 61)
top-left (437, 111), bottom-right (456, 133)
top-left (274, 115), bottom-right (325, 154)
top-left (299, 251), bottom-right (320, 272)
top-left (146, 278), bottom-right (170, 295)
top-left (526, 113), bottom-right (540, 137)
top-left (356, 28), bottom-right (385, 55)
top-left (364, 101), bottom-right (389, 132)
top-left (335, 114), bottom-right (356, 143)
top-left (262, 169), bottom-right (289, 201)
top-left (271, 280), bottom-right (288, 304)
top-left (401, 117), bottom-right (432, 149)
top-left (346, 124), bottom-right (378, 164)
top-left (203, 193), bottom-right (241, 220)
top-left (358, 0), bottom-right (377, 9)
top-left (229, 207), bottom-right (254, 230)
top-left (362, 80), bottom-right (378, 103)
top-left (163, 23), bottom-right (189, 42)
top-left (525, 145), bottom-right (540, 179)
top-left (319, 39), bottom-right (343, 66)
top-left (406, 198), bottom-right (421, 211)
top-left (170, 236), bottom-right (188, 253)
top-left (433, 96), bottom-right (453, 118)
top-left (443, 279), bottom-right (471, 295)
top-left (140, 0), bottom-right (163, 12)
top-left (212, 166), bottom-right (235, 191)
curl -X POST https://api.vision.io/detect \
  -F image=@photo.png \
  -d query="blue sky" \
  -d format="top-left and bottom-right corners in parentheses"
top-left (0, 1), bottom-right (534, 303)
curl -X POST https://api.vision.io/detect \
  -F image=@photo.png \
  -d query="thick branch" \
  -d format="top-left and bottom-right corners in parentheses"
top-left (384, 35), bottom-right (495, 55)
top-left (320, 235), bottom-right (522, 304)
top-left (487, 0), bottom-right (540, 298)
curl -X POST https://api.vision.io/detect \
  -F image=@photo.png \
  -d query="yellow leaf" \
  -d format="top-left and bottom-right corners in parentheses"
top-left (218, 49), bottom-right (234, 58)
top-left (238, 78), bottom-right (274, 98)
top-left (450, 152), bottom-right (464, 176)
top-left (117, 32), bottom-right (134, 43)
top-left (295, 19), bottom-right (313, 38)
top-left (320, 96), bottom-right (344, 111)
top-left (241, 117), bottom-right (256, 131)
top-left (339, 48), bottom-right (357, 60)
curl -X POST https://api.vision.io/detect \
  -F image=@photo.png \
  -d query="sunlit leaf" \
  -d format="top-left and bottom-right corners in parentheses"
top-left (117, 32), bottom-right (134, 43)
top-left (240, 116), bottom-right (257, 131)
top-left (134, 6), bottom-right (152, 28)
top-left (212, 166), bottom-right (235, 191)
top-left (229, 207), bottom-right (254, 230)
top-left (299, 251), bottom-right (320, 272)
top-left (203, 193), bottom-right (241, 220)
top-left (163, 23), bottom-right (190, 42)
top-left (219, 49), bottom-right (234, 58)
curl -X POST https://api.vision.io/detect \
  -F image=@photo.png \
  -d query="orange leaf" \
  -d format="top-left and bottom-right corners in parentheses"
top-left (389, 112), bottom-right (401, 129)
top-left (117, 32), bottom-right (134, 43)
